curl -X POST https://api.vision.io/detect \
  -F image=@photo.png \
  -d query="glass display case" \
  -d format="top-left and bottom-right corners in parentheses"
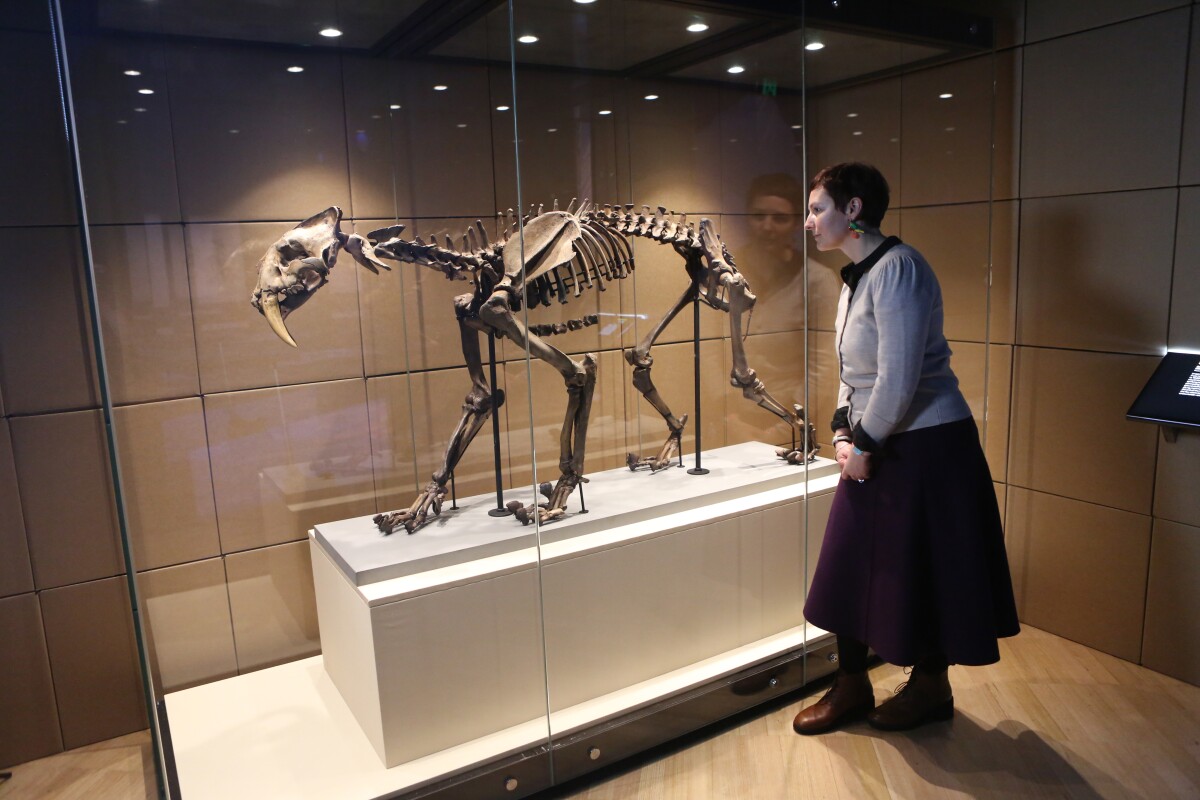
top-left (0, 1), bottom-right (1000, 797)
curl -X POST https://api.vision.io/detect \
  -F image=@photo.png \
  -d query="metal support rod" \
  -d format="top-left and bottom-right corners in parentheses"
top-left (688, 293), bottom-right (709, 476)
top-left (578, 481), bottom-right (588, 514)
top-left (450, 470), bottom-right (458, 510)
top-left (487, 332), bottom-right (513, 517)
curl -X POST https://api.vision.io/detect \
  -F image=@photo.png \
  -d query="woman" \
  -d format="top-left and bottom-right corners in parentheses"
top-left (792, 163), bottom-right (1019, 735)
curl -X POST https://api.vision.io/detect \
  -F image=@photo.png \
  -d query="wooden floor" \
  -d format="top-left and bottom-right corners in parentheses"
top-left (3, 626), bottom-right (1197, 799)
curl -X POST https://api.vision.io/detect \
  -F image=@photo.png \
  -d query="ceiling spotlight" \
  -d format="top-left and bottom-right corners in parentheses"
top-left (123, 69), bottom-right (141, 76)
top-left (287, 65), bottom-right (304, 73)
top-left (229, 129), bottom-right (240, 134)
top-left (644, 94), bottom-right (659, 101)
top-left (496, 105), bottom-right (510, 111)
top-left (457, 123), bottom-right (468, 128)
top-left (137, 88), bottom-right (154, 95)
top-left (134, 107), bottom-right (147, 113)
top-left (727, 65), bottom-right (745, 74)
top-left (117, 119), bottom-right (127, 125)
top-left (518, 34), bottom-right (539, 44)
top-left (939, 92), bottom-right (953, 99)
top-left (791, 124), bottom-right (802, 129)
top-left (805, 42), bottom-right (825, 51)
top-left (852, 131), bottom-right (863, 136)
top-left (574, 0), bottom-right (596, 4)
top-left (319, 27), bottom-right (342, 38)
top-left (687, 23), bottom-right (709, 33)
top-left (847, 112), bottom-right (858, 118)
top-left (433, 85), bottom-right (448, 91)
top-left (598, 109), bottom-right (612, 115)
top-left (548, 127), bottom-right (558, 132)
top-left (945, 126), bottom-right (956, 132)
top-left (389, 104), bottom-right (401, 110)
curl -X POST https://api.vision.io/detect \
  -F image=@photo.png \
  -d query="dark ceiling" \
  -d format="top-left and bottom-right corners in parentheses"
top-left (75, 0), bottom-right (991, 92)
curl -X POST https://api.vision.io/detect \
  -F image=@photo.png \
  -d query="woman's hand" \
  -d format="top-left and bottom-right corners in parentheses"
top-left (834, 440), bottom-right (853, 467)
top-left (841, 449), bottom-right (871, 482)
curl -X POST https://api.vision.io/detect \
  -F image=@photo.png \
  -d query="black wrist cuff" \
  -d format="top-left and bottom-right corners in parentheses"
top-left (830, 406), bottom-right (850, 433)
top-left (851, 422), bottom-right (881, 454)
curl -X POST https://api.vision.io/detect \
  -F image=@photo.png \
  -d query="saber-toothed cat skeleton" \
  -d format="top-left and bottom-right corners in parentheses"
top-left (251, 202), bottom-right (817, 534)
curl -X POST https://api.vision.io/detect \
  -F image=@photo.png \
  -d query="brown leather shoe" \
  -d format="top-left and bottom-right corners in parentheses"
top-left (792, 670), bottom-right (874, 735)
top-left (867, 668), bottom-right (954, 731)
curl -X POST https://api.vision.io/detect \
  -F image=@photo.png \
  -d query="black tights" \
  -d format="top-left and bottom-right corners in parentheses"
top-left (836, 634), bottom-right (948, 675)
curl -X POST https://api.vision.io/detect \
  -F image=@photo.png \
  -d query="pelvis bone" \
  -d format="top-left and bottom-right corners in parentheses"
top-left (250, 206), bottom-right (389, 346)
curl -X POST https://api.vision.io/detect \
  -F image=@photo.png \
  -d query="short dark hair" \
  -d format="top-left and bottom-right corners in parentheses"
top-left (746, 172), bottom-right (805, 211)
top-left (808, 163), bottom-right (890, 228)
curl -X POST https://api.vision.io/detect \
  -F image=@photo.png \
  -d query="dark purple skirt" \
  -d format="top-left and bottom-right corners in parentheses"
top-left (803, 417), bottom-right (1019, 666)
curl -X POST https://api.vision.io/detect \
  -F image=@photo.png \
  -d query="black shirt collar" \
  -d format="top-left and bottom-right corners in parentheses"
top-left (840, 236), bottom-right (902, 293)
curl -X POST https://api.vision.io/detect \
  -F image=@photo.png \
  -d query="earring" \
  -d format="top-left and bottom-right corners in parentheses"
top-left (848, 219), bottom-right (865, 239)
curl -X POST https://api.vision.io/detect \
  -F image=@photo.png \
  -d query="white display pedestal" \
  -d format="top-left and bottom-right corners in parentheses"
top-left (164, 443), bottom-right (841, 799)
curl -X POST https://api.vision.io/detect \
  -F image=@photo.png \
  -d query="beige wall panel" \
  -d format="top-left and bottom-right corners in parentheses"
top-left (994, 482), bottom-right (1007, 527)
top-left (69, 37), bottom-right (182, 225)
top-left (992, 50), bottom-right (1021, 202)
top-left (717, 89), bottom-right (806, 215)
top-left (205, 380), bottom-right (375, 553)
top-left (502, 348), bottom-right (629, 492)
top-left (113, 398), bottom-right (220, 570)
top-left (91, 225), bottom-right (200, 404)
top-left (1017, 191), bottom-right (1174, 354)
top-left (364, 374), bottom-right (418, 516)
top-left (185, 221), bottom-right (365, 394)
top-left (625, 81), bottom-right (722, 214)
top-left (806, 79), bottom-right (902, 205)
top-left (0, 32), bottom-right (77, 227)
top-left (989, 200), bottom-right (1018, 344)
top-left (1154, 429), bottom-right (1200, 527)
top-left (805, 253), bottom-right (844, 334)
top-left (165, 43), bottom-right (350, 223)
top-left (226, 541), bottom-right (320, 673)
top-left (499, 71), bottom-right (623, 213)
top-left (623, 339), bottom-right (728, 468)
top-left (1008, 347), bottom-right (1159, 513)
top-left (899, 57), bottom-right (993, 207)
top-left (725, 330), bottom-right (809, 451)
top-left (139, 558), bottom-right (238, 692)
top-left (397, 365), bottom-right (515, 513)
top-left (899, 203), bottom-right (990, 342)
top-left (1025, 0), bottom-right (1188, 42)
top-left (0, 227), bottom-right (98, 415)
top-left (0, 421), bottom-right (32, 598)
top-left (11, 410), bottom-right (122, 590)
top-left (1005, 487), bottom-right (1150, 662)
top-left (807, 330), bottom-right (839, 450)
top-left (1142, 519), bottom-right (1200, 685)
top-left (1020, 11), bottom-right (1188, 197)
top-left (0, 593), bottom-right (62, 767)
top-left (618, 227), bottom-right (730, 350)
top-left (1180, 12), bottom-right (1200, 185)
top-left (341, 58), bottom-right (407, 221)
top-left (1169, 187), bottom-right (1200, 350)
top-left (41, 577), bottom-right (148, 750)
top-left (949, 342), bottom-right (1011, 481)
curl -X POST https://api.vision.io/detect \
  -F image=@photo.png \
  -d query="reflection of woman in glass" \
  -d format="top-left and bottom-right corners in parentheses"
top-left (792, 163), bottom-right (1019, 735)
top-left (740, 173), bottom-right (805, 334)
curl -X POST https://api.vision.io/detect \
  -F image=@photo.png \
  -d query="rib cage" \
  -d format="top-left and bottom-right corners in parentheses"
top-left (366, 201), bottom-right (738, 329)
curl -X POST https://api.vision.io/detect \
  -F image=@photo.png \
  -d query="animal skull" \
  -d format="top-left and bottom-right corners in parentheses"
top-left (250, 206), bottom-right (388, 346)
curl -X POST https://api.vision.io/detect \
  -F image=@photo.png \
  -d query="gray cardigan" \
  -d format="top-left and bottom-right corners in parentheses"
top-left (836, 241), bottom-right (972, 448)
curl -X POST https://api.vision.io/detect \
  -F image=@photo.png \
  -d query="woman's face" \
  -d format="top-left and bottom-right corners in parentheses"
top-left (804, 187), bottom-right (850, 252)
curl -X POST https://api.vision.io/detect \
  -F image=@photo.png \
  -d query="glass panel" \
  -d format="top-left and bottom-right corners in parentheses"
top-left (52, 1), bottom-right (554, 796)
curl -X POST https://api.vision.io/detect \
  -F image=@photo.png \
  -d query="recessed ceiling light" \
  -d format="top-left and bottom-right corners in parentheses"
top-left (790, 124), bottom-right (802, 129)
top-left (457, 123), bottom-right (468, 128)
top-left (389, 104), bottom-right (401, 110)
top-left (496, 105), bottom-right (510, 111)
top-left (370, 114), bottom-right (381, 120)
top-left (137, 88), bottom-right (154, 95)
top-left (433, 85), bottom-right (448, 91)
top-left (574, 0), bottom-right (596, 4)
top-left (598, 109), bottom-right (612, 115)
top-left (847, 112), bottom-right (858, 118)
top-left (548, 127), bottom-right (558, 132)
top-left (727, 65), bottom-right (745, 74)
top-left (939, 92), bottom-right (953, 99)
top-left (134, 107), bottom-right (147, 113)
top-left (287, 66), bottom-right (304, 73)
top-left (518, 34), bottom-right (539, 44)
top-left (123, 69), bottom-right (141, 76)
top-left (945, 126), bottom-right (956, 132)
top-left (319, 27), bottom-right (342, 38)
top-left (687, 23), bottom-right (709, 33)
top-left (805, 42), bottom-right (825, 51)
top-left (644, 94), bottom-right (659, 101)
top-left (229, 129), bottom-right (239, 134)
top-left (117, 119), bottom-right (127, 125)
top-left (890, 137), bottom-right (899, 142)
top-left (852, 131), bottom-right (862, 136)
